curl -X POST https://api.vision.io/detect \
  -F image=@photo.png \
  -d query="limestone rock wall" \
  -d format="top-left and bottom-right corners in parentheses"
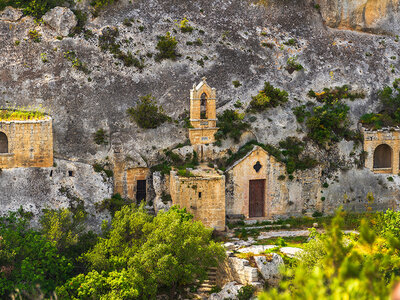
top-left (317, 0), bottom-right (400, 34)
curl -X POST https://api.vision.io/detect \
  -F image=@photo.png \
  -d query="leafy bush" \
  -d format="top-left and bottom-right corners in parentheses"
top-left (155, 32), bottom-right (179, 61)
top-left (214, 109), bottom-right (250, 143)
top-left (127, 94), bottom-right (170, 129)
top-left (360, 79), bottom-right (400, 129)
top-left (90, 0), bottom-right (118, 12)
top-left (248, 82), bottom-right (289, 112)
top-left (237, 285), bottom-right (255, 300)
top-left (0, 212), bottom-right (73, 296)
top-left (285, 56), bottom-right (303, 73)
top-left (56, 205), bottom-right (225, 299)
top-left (0, 0), bottom-right (70, 18)
top-left (379, 209), bottom-right (400, 238)
top-left (294, 85), bottom-right (364, 146)
top-left (178, 17), bottom-right (193, 33)
top-left (99, 27), bottom-right (144, 69)
top-left (95, 193), bottom-right (131, 216)
top-left (93, 128), bottom-right (108, 145)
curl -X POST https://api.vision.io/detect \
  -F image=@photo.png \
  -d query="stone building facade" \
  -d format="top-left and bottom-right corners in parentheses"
top-left (0, 117), bottom-right (53, 168)
top-left (362, 127), bottom-right (400, 174)
top-left (170, 168), bottom-right (226, 230)
top-left (226, 146), bottom-right (322, 219)
top-left (188, 77), bottom-right (218, 145)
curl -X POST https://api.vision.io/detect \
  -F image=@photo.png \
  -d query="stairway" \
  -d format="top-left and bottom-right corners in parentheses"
top-left (191, 267), bottom-right (218, 299)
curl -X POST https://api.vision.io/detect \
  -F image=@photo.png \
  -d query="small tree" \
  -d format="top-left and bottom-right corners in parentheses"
top-left (155, 32), bottom-right (179, 61)
top-left (127, 94), bottom-right (170, 129)
top-left (57, 205), bottom-right (225, 299)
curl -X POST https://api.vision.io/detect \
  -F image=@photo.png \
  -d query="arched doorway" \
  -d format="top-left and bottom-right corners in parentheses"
top-left (373, 144), bottom-right (392, 169)
top-left (0, 132), bottom-right (8, 153)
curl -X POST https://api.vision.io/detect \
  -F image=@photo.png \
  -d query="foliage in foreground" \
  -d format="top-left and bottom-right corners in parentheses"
top-left (56, 205), bottom-right (225, 299)
top-left (0, 212), bottom-right (73, 297)
top-left (127, 94), bottom-right (170, 129)
top-left (259, 209), bottom-right (400, 300)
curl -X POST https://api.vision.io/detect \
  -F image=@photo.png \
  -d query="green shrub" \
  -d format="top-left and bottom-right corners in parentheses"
top-left (285, 56), bottom-right (303, 73)
top-left (178, 17), bottom-right (193, 33)
top-left (95, 193), bottom-right (130, 216)
top-left (93, 163), bottom-right (113, 178)
top-left (127, 94), bottom-right (170, 129)
top-left (233, 80), bottom-right (242, 88)
top-left (237, 285), bottom-right (255, 300)
top-left (1, 0), bottom-right (70, 18)
top-left (283, 38), bottom-right (297, 46)
top-left (63, 51), bottom-right (89, 74)
top-left (98, 27), bottom-right (144, 69)
top-left (90, 0), bottom-right (118, 12)
top-left (214, 109), bottom-right (250, 143)
top-left (155, 32), bottom-right (179, 61)
top-left (295, 85), bottom-right (364, 146)
top-left (360, 79), bottom-right (400, 129)
top-left (248, 82), bottom-right (289, 112)
top-left (93, 128), bottom-right (108, 145)
top-left (28, 29), bottom-right (41, 42)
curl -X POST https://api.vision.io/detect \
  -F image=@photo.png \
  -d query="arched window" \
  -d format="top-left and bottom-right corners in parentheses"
top-left (373, 144), bottom-right (392, 169)
top-left (200, 92), bottom-right (207, 119)
top-left (0, 132), bottom-right (8, 153)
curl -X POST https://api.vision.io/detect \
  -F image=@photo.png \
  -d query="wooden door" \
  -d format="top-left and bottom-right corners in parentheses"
top-left (249, 179), bottom-right (265, 217)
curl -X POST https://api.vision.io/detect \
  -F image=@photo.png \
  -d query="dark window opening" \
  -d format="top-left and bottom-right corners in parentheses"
top-left (253, 161), bottom-right (262, 173)
top-left (68, 170), bottom-right (74, 177)
top-left (0, 132), bottom-right (8, 153)
top-left (136, 180), bottom-right (146, 204)
top-left (50, 170), bottom-right (53, 177)
top-left (373, 144), bottom-right (392, 169)
top-left (198, 192), bottom-right (202, 198)
top-left (200, 93), bottom-right (207, 119)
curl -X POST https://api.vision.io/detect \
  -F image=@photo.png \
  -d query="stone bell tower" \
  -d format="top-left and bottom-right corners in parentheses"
top-left (188, 77), bottom-right (218, 145)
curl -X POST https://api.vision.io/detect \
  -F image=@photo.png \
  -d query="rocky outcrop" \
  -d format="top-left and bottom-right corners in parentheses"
top-left (254, 253), bottom-right (284, 286)
top-left (317, 0), bottom-right (400, 34)
top-left (209, 281), bottom-right (243, 300)
top-left (42, 7), bottom-right (77, 36)
top-left (0, 7), bottom-right (23, 22)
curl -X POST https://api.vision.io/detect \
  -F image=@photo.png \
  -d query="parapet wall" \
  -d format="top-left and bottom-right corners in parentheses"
top-left (0, 118), bottom-right (53, 168)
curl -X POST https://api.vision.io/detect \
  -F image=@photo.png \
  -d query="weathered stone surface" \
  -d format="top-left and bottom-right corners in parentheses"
top-left (0, 7), bottom-right (23, 21)
top-left (237, 245), bottom-right (278, 254)
top-left (317, 0), bottom-right (400, 34)
top-left (0, 158), bottom-right (113, 228)
top-left (226, 257), bottom-right (259, 284)
top-left (254, 253), bottom-right (284, 286)
top-left (42, 7), bottom-right (77, 36)
top-left (209, 281), bottom-right (243, 300)
top-left (280, 247), bottom-right (304, 258)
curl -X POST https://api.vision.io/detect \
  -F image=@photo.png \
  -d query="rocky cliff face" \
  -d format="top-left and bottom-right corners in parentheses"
top-left (317, 0), bottom-right (400, 34)
top-left (0, 0), bottom-right (399, 218)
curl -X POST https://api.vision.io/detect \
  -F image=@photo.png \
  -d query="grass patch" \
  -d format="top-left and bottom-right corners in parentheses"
top-left (0, 107), bottom-right (46, 121)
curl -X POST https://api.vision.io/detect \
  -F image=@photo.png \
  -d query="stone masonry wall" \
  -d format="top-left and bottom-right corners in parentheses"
top-left (0, 118), bottom-right (53, 168)
top-left (170, 170), bottom-right (225, 230)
